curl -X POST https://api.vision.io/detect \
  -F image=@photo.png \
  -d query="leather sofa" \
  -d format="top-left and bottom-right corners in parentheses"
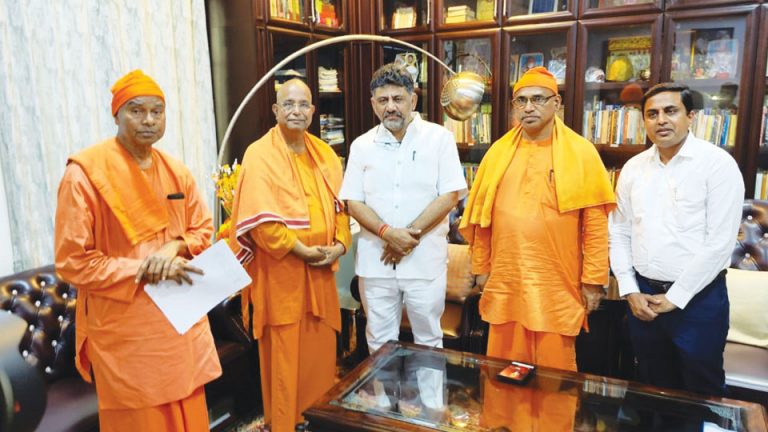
top-left (726, 199), bottom-right (768, 406)
top-left (0, 265), bottom-right (259, 431)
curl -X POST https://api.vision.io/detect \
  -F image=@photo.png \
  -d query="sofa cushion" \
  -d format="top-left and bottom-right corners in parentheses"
top-left (726, 268), bottom-right (768, 348)
top-left (446, 244), bottom-right (474, 303)
top-left (724, 341), bottom-right (768, 392)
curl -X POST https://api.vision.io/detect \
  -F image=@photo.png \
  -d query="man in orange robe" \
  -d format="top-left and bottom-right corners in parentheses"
top-left (460, 67), bottom-right (616, 371)
top-left (230, 79), bottom-right (351, 432)
top-left (54, 70), bottom-right (222, 431)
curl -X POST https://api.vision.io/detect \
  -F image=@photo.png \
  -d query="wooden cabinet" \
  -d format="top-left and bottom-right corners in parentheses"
top-left (209, 0), bottom-right (768, 194)
top-left (745, 4), bottom-right (768, 199)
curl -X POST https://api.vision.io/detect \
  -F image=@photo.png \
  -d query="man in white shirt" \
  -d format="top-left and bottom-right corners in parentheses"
top-left (609, 83), bottom-right (744, 396)
top-left (340, 64), bottom-right (467, 353)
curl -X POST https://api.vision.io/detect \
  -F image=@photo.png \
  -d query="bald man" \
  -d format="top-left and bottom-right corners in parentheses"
top-left (54, 69), bottom-right (221, 431)
top-left (460, 67), bottom-right (616, 371)
top-left (230, 79), bottom-right (351, 432)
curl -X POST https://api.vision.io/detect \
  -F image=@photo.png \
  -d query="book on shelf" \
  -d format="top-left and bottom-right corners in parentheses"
top-left (271, 0), bottom-right (303, 21)
top-left (391, 6), bottom-right (416, 29)
top-left (444, 103), bottom-right (492, 146)
top-left (755, 170), bottom-right (768, 200)
top-left (461, 163), bottom-right (479, 189)
top-left (761, 102), bottom-right (767, 146)
top-left (582, 103), bottom-right (646, 146)
top-left (607, 168), bottom-right (622, 191)
top-left (690, 109), bottom-right (737, 148)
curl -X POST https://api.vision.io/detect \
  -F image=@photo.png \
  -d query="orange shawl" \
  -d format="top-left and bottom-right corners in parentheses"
top-left (460, 117), bottom-right (615, 243)
top-left (68, 138), bottom-right (169, 245)
top-left (231, 127), bottom-right (343, 264)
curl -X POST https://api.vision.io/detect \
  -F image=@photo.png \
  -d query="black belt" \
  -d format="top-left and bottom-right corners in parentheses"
top-left (635, 269), bottom-right (727, 294)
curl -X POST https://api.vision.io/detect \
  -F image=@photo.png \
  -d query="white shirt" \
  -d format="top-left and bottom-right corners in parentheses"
top-left (609, 133), bottom-right (744, 308)
top-left (339, 113), bottom-right (467, 279)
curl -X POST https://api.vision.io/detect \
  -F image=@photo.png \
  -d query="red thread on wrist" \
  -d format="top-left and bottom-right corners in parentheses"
top-left (377, 224), bottom-right (390, 238)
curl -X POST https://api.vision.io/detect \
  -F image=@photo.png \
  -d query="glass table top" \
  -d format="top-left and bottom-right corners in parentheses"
top-left (325, 342), bottom-right (767, 432)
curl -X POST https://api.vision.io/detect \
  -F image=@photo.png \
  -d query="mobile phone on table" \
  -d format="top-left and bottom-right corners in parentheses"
top-left (496, 361), bottom-right (536, 385)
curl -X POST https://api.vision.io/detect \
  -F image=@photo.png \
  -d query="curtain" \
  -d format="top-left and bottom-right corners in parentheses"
top-left (0, 0), bottom-right (217, 272)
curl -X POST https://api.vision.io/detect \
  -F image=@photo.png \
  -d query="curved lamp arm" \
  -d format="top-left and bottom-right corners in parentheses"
top-left (216, 34), bottom-right (455, 167)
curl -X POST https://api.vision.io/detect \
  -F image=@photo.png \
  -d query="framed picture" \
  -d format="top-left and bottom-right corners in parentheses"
top-left (706, 39), bottom-right (738, 79)
top-left (509, 54), bottom-right (520, 86)
top-left (518, 52), bottom-right (544, 79)
top-left (689, 27), bottom-right (734, 78)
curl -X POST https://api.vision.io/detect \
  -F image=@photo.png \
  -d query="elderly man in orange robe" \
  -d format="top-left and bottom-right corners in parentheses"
top-left (54, 70), bottom-right (222, 431)
top-left (230, 79), bottom-right (351, 432)
top-left (460, 67), bottom-right (616, 371)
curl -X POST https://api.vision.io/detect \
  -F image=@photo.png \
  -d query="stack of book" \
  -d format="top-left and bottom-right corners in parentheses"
top-left (690, 108), bottom-right (737, 148)
top-left (444, 103), bottom-right (492, 146)
top-left (582, 104), bottom-right (646, 146)
top-left (318, 67), bottom-right (340, 92)
top-left (461, 163), bottom-right (479, 190)
top-left (755, 170), bottom-right (768, 200)
top-left (445, 5), bottom-right (475, 24)
top-left (320, 114), bottom-right (345, 146)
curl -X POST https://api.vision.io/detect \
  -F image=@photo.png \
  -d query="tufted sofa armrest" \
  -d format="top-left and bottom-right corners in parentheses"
top-left (731, 199), bottom-right (768, 270)
top-left (0, 265), bottom-right (78, 382)
top-left (207, 292), bottom-right (250, 345)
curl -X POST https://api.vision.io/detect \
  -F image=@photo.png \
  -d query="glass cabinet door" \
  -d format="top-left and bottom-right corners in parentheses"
top-left (379, 36), bottom-right (434, 121)
top-left (312, 0), bottom-right (345, 31)
top-left (504, 23), bottom-right (575, 130)
top-left (379, 0), bottom-right (430, 33)
top-left (436, 0), bottom-right (499, 29)
top-left (579, 0), bottom-right (661, 18)
top-left (269, 0), bottom-right (308, 25)
top-left (665, 11), bottom-right (755, 155)
top-left (576, 16), bottom-right (661, 168)
top-left (315, 41), bottom-right (348, 156)
top-left (438, 33), bottom-right (496, 153)
top-left (269, 31), bottom-right (311, 101)
top-left (504, 0), bottom-right (569, 20)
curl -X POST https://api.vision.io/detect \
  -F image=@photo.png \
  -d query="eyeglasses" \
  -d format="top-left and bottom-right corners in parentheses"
top-left (512, 94), bottom-right (557, 109)
top-left (278, 101), bottom-right (312, 112)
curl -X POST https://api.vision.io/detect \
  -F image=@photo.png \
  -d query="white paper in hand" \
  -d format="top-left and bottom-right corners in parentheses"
top-left (144, 241), bottom-right (251, 334)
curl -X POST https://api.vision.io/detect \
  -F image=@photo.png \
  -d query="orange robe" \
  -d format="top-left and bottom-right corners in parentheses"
top-left (480, 366), bottom-right (578, 431)
top-left (231, 129), bottom-right (350, 432)
top-left (460, 119), bottom-right (615, 370)
top-left (54, 138), bottom-right (221, 430)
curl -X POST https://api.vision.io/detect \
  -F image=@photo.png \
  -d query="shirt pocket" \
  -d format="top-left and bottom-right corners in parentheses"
top-left (410, 156), bottom-right (439, 193)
